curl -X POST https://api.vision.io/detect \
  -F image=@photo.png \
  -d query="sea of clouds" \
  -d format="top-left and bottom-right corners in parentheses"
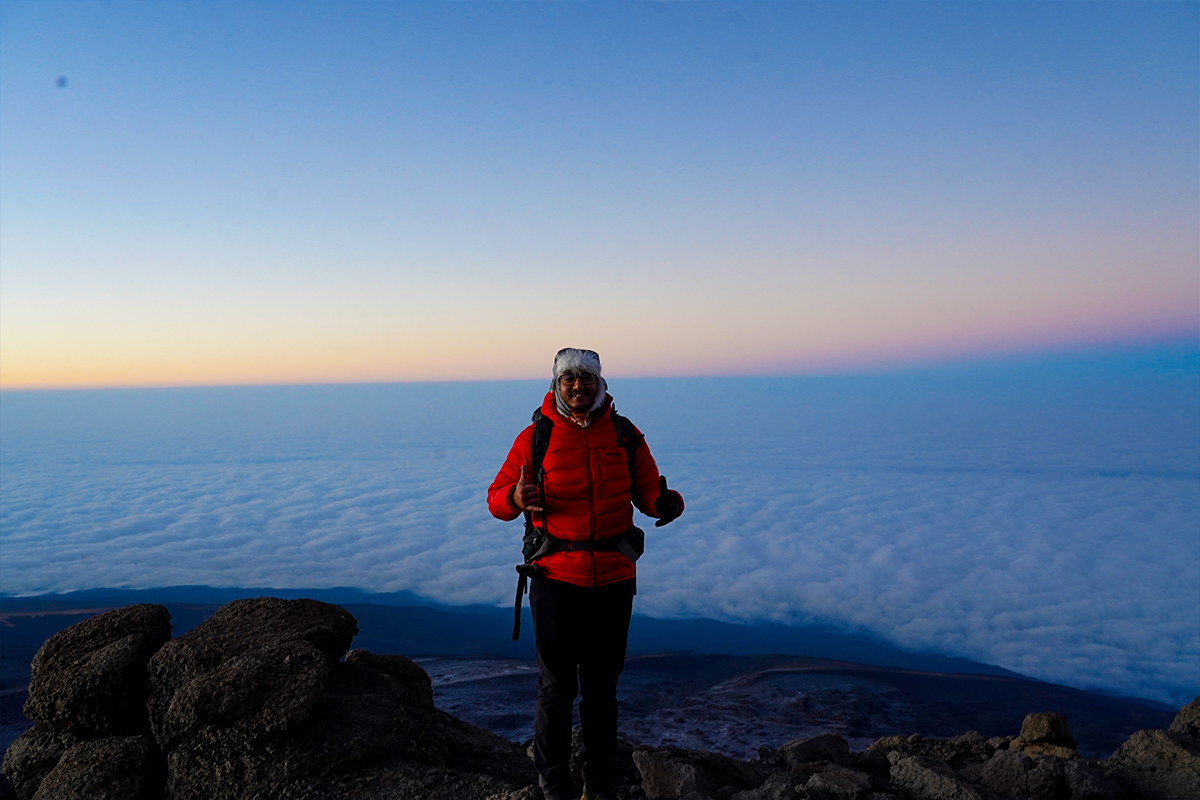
top-left (2, 354), bottom-right (1198, 706)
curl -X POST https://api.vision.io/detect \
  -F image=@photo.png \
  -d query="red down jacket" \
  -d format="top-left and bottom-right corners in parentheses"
top-left (488, 391), bottom-right (676, 587)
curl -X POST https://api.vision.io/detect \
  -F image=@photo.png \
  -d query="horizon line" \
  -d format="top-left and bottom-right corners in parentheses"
top-left (2, 335), bottom-right (1196, 393)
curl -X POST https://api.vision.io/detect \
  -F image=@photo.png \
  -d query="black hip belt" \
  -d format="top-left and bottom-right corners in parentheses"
top-left (511, 526), bottom-right (644, 641)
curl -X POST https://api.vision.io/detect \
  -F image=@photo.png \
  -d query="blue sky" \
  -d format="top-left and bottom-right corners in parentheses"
top-left (2, 1), bottom-right (1196, 386)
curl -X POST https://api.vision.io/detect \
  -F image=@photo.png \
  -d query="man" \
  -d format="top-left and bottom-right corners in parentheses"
top-left (488, 348), bottom-right (684, 800)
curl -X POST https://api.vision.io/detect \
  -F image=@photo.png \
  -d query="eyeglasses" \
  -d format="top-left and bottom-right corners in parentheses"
top-left (558, 372), bottom-right (598, 387)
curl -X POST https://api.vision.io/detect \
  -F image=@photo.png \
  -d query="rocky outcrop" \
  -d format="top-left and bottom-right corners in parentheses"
top-left (1009, 712), bottom-right (1079, 759)
top-left (3, 598), bottom-right (534, 800)
top-left (23, 603), bottom-right (171, 737)
top-left (2, 724), bottom-right (80, 800)
top-left (29, 736), bottom-right (161, 800)
top-left (617, 709), bottom-right (1181, 800)
top-left (2, 601), bottom-right (1196, 800)
top-left (631, 746), bottom-right (763, 798)
top-left (4, 604), bottom-right (170, 799)
top-left (1101, 698), bottom-right (1200, 800)
top-left (1169, 696), bottom-right (1200, 738)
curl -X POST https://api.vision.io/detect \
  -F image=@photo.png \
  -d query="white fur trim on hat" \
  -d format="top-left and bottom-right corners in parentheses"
top-left (552, 347), bottom-right (602, 378)
top-left (550, 348), bottom-right (608, 424)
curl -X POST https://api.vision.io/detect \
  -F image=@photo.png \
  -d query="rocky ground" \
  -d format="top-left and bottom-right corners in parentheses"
top-left (431, 652), bottom-right (1172, 761)
top-left (2, 599), bottom-right (1197, 800)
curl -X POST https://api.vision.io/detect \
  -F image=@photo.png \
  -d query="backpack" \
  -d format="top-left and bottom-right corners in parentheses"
top-left (511, 406), bottom-right (646, 640)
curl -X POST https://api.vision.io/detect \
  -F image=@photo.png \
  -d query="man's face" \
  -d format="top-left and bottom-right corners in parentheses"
top-left (558, 371), bottom-right (599, 414)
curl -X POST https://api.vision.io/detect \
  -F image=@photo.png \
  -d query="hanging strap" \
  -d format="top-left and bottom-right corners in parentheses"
top-left (512, 564), bottom-right (539, 641)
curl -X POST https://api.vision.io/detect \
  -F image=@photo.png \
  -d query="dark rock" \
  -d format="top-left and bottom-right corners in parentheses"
top-left (1018, 712), bottom-right (1075, 746)
top-left (158, 643), bottom-right (533, 800)
top-left (729, 771), bottom-right (798, 800)
top-left (1103, 728), bottom-right (1200, 800)
top-left (977, 749), bottom-right (1067, 799)
top-left (1, 724), bottom-right (78, 800)
top-left (146, 597), bottom-right (356, 743)
top-left (865, 731), bottom-right (995, 771)
top-left (977, 749), bottom-right (1030, 796)
top-left (344, 649), bottom-right (433, 706)
top-left (1168, 696), bottom-right (1200, 740)
top-left (846, 747), bottom-right (893, 786)
top-left (23, 604), bottom-right (171, 737)
top-left (10, 600), bottom-right (1195, 800)
top-left (888, 756), bottom-right (985, 800)
top-left (1061, 758), bottom-right (1118, 799)
top-left (1009, 711), bottom-right (1078, 759)
top-left (632, 747), bottom-right (762, 799)
top-left (1021, 759), bottom-right (1063, 799)
top-left (778, 734), bottom-right (851, 770)
top-left (867, 735), bottom-right (907, 751)
top-left (804, 766), bottom-right (873, 799)
top-left (30, 736), bottom-right (161, 800)
top-left (136, 598), bottom-right (535, 799)
top-left (156, 639), bottom-right (330, 748)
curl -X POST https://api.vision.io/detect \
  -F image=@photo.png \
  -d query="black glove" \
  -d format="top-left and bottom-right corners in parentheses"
top-left (653, 476), bottom-right (683, 528)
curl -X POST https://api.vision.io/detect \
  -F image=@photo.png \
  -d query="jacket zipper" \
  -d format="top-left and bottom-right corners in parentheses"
top-left (583, 425), bottom-right (597, 585)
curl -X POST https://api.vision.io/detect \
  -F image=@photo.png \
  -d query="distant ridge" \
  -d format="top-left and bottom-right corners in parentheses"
top-left (1, 585), bottom-right (1010, 674)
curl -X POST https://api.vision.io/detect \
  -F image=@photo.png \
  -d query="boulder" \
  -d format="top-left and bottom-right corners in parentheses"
top-left (978, 749), bottom-right (1064, 799)
top-left (1, 724), bottom-right (78, 800)
top-left (159, 645), bottom-right (532, 800)
top-left (30, 736), bottom-right (161, 800)
top-left (729, 771), bottom-right (799, 800)
top-left (866, 731), bottom-right (995, 771)
top-left (344, 649), bottom-right (434, 706)
top-left (23, 604), bottom-right (171, 737)
top-left (146, 597), bottom-right (357, 742)
top-left (1018, 712), bottom-right (1074, 745)
top-left (4, 599), bottom-right (538, 800)
top-left (804, 766), bottom-right (875, 799)
top-left (1010, 712), bottom-right (1077, 758)
top-left (155, 639), bottom-right (331, 748)
top-left (1169, 696), bottom-right (1200, 739)
top-left (1103, 728), bottom-right (1200, 800)
top-left (778, 733), bottom-right (851, 770)
top-left (632, 747), bottom-right (762, 799)
top-left (1061, 758), bottom-right (1118, 799)
top-left (867, 735), bottom-right (908, 751)
top-left (889, 756), bottom-right (984, 800)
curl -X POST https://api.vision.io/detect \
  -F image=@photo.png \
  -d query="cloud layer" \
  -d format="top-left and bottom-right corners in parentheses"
top-left (2, 366), bottom-right (1197, 705)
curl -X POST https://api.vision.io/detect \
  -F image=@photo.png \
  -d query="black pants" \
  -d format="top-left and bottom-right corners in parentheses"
top-left (529, 577), bottom-right (634, 796)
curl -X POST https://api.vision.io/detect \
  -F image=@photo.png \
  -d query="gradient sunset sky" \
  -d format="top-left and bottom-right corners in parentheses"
top-left (2, 1), bottom-right (1196, 388)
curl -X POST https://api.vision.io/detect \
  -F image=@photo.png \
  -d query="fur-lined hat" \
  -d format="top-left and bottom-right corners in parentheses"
top-left (553, 347), bottom-right (602, 379)
top-left (550, 348), bottom-right (608, 423)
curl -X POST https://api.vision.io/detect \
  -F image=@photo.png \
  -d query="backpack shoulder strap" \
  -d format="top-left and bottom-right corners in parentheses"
top-left (524, 409), bottom-right (554, 538)
top-left (609, 408), bottom-right (644, 482)
top-left (529, 409), bottom-right (554, 481)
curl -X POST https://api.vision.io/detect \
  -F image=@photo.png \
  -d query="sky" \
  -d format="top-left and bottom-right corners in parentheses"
top-left (2, 361), bottom-right (1197, 706)
top-left (2, 1), bottom-right (1197, 388)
